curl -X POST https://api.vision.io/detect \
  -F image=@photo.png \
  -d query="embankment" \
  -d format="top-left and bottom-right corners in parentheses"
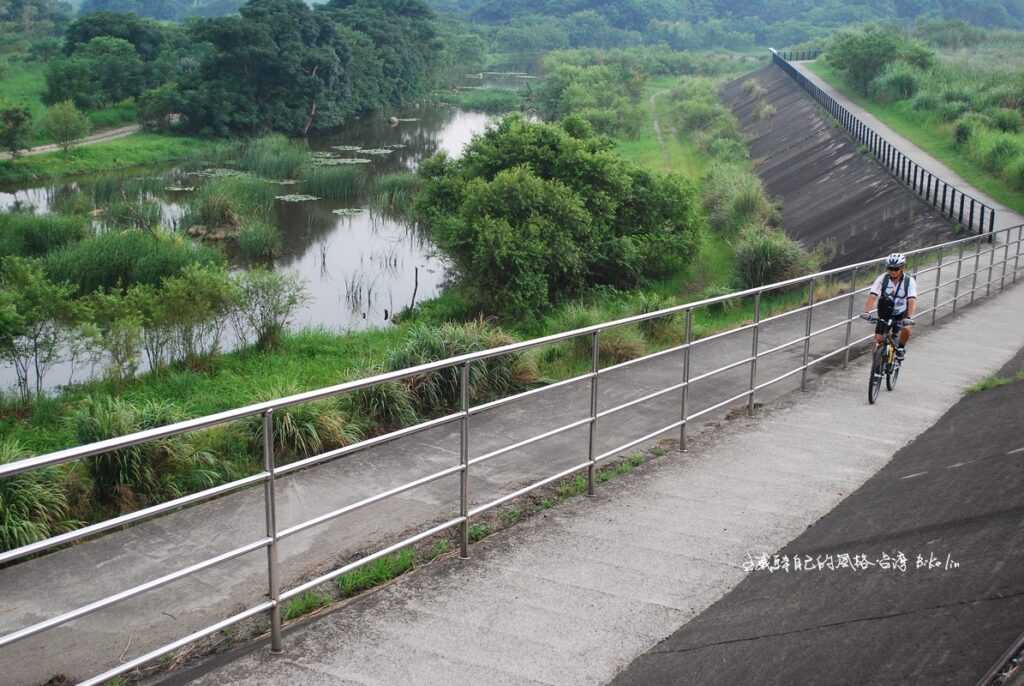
top-left (721, 64), bottom-right (955, 265)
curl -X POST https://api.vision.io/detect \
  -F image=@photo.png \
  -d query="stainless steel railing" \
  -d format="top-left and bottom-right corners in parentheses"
top-left (1, 224), bottom-right (1022, 685)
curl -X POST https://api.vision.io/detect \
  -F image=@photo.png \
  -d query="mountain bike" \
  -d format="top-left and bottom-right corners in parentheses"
top-left (863, 314), bottom-right (912, 404)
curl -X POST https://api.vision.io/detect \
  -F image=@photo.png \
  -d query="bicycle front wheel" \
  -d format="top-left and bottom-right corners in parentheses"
top-left (868, 343), bottom-right (884, 404)
top-left (886, 356), bottom-right (900, 391)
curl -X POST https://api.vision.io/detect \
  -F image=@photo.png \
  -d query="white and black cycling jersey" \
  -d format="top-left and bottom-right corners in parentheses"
top-left (870, 273), bottom-right (917, 315)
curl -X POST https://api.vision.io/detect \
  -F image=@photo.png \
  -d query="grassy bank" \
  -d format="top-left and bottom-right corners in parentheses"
top-left (0, 61), bottom-right (138, 146)
top-left (0, 134), bottom-right (214, 185)
top-left (806, 60), bottom-right (1024, 215)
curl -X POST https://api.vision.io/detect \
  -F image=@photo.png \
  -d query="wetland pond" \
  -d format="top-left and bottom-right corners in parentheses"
top-left (0, 104), bottom-right (495, 391)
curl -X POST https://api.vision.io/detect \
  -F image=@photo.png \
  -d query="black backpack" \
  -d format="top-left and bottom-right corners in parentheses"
top-left (877, 273), bottom-right (908, 319)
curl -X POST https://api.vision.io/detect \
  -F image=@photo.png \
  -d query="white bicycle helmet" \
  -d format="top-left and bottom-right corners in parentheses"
top-left (885, 252), bottom-right (907, 269)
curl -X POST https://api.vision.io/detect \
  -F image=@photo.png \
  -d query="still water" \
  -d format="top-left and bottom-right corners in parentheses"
top-left (0, 105), bottom-right (494, 391)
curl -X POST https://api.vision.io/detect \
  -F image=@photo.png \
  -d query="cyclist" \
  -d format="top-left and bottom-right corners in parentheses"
top-left (861, 253), bottom-right (917, 361)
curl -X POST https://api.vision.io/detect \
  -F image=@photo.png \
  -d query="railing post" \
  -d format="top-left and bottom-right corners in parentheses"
top-left (844, 267), bottom-right (856, 369)
top-left (801, 279), bottom-right (815, 391)
top-left (952, 242), bottom-right (964, 315)
top-left (959, 195), bottom-right (966, 226)
top-left (459, 362), bottom-right (469, 558)
top-left (941, 184), bottom-right (948, 213)
top-left (748, 293), bottom-right (761, 415)
top-left (263, 409), bottom-right (283, 655)
top-left (679, 309), bottom-right (692, 453)
top-left (1014, 226), bottom-right (1023, 285)
top-left (587, 331), bottom-right (599, 496)
top-left (1001, 230), bottom-right (1011, 291)
top-left (986, 236), bottom-right (996, 297)
top-left (969, 199), bottom-right (976, 233)
top-left (912, 166), bottom-right (919, 192)
top-left (970, 238), bottom-right (982, 305)
top-left (932, 248), bottom-right (943, 325)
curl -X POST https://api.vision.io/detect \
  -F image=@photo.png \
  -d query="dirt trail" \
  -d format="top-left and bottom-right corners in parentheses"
top-left (0, 124), bottom-right (141, 160)
top-left (650, 90), bottom-right (671, 168)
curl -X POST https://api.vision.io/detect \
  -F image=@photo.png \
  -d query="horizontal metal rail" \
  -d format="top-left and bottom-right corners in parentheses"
top-left (2, 222), bottom-right (1020, 686)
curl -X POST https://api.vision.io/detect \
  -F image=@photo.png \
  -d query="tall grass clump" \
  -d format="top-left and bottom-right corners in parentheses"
top-left (0, 438), bottom-right (77, 552)
top-left (0, 212), bottom-right (90, 258)
top-left (72, 397), bottom-right (218, 511)
top-left (371, 173), bottom-right (421, 216)
top-left (338, 548), bottom-right (415, 597)
top-left (301, 165), bottom-right (369, 202)
top-left (104, 199), bottom-right (163, 231)
top-left (869, 61), bottom-right (924, 102)
top-left (185, 176), bottom-right (276, 228)
top-left (734, 226), bottom-right (817, 289)
top-left (702, 163), bottom-right (775, 233)
top-left (436, 88), bottom-right (524, 113)
top-left (238, 221), bottom-right (282, 261)
top-left (238, 135), bottom-right (310, 180)
top-left (248, 383), bottom-right (362, 462)
top-left (44, 230), bottom-right (224, 295)
top-left (385, 321), bottom-right (531, 415)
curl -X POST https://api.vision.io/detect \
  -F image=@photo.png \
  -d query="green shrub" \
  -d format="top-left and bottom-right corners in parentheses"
top-left (0, 213), bottom-right (90, 258)
top-left (954, 113), bottom-right (990, 148)
top-left (991, 108), bottom-right (1023, 134)
top-left (734, 226), bottom-right (817, 289)
top-left (230, 268), bottom-right (308, 350)
top-left (350, 379), bottom-right (419, 432)
top-left (741, 79), bottom-right (765, 99)
top-left (436, 88), bottom-right (523, 113)
top-left (44, 230), bottom-right (223, 295)
top-left (238, 222), bottom-right (282, 261)
top-left (937, 99), bottom-right (971, 122)
top-left (868, 61), bottom-right (923, 102)
top-left (634, 292), bottom-right (679, 342)
top-left (0, 438), bottom-right (76, 552)
top-left (238, 135), bottom-right (310, 180)
top-left (973, 130), bottom-right (1024, 173)
top-left (910, 92), bottom-right (940, 112)
top-left (702, 163), bottom-right (773, 233)
top-left (1006, 155), bottom-right (1024, 190)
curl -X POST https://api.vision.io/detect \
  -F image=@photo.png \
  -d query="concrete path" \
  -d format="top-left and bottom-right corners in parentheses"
top-left (791, 61), bottom-right (1024, 231)
top-left (169, 262), bottom-right (1024, 686)
top-left (0, 125), bottom-right (141, 160)
top-left (1, 250), bottom-right (1014, 684)
top-left (611, 348), bottom-right (1024, 686)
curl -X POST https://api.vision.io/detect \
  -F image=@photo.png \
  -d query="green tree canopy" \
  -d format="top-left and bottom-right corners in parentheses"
top-left (416, 116), bottom-right (704, 317)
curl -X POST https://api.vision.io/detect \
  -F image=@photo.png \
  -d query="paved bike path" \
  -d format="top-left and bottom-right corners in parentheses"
top-left (171, 261), bottom-right (1024, 686)
top-left (610, 348), bottom-right (1024, 686)
top-left (791, 61), bottom-right (1024, 231)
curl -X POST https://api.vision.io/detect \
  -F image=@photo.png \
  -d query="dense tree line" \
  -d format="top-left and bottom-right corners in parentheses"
top-left (36, 0), bottom-right (442, 136)
top-left (78, 0), bottom-right (245, 22)
top-left (428, 0), bottom-right (1024, 53)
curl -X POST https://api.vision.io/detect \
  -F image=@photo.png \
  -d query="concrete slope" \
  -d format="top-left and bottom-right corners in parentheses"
top-left (171, 265), bottom-right (1024, 686)
top-left (791, 60), bottom-right (1024, 233)
top-left (610, 349), bottom-right (1024, 686)
top-left (721, 65), bottom-right (956, 265)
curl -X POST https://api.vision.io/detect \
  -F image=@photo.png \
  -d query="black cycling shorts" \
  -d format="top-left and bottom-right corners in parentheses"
top-left (875, 315), bottom-right (908, 336)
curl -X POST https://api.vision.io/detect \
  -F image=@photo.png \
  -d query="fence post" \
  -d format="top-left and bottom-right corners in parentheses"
top-left (932, 248), bottom-right (943, 325)
top-left (941, 184), bottom-right (948, 213)
top-left (263, 410), bottom-right (283, 655)
top-left (952, 243), bottom-right (964, 315)
top-left (844, 267), bottom-right (856, 369)
top-left (679, 309), bottom-right (692, 452)
top-left (969, 199), bottom-right (976, 233)
top-left (1001, 230), bottom-right (1011, 292)
top-left (459, 362), bottom-right (470, 558)
top-left (801, 279), bottom-right (815, 391)
top-left (989, 210), bottom-right (996, 235)
top-left (1014, 226), bottom-right (1023, 285)
top-left (970, 238), bottom-right (982, 305)
top-left (912, 166), bottom-right (919, 192)
top-left (986, 237), bottom-right (996, 297)
top-left (587, 331), bottom-right (599, 496)
top-left (959, 195), bottom-right (966, 226)
top-left (748, 293), bottom-right (761, 415)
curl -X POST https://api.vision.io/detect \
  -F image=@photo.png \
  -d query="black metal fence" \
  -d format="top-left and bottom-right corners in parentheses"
top-left (771, 49), bottom-right (996, 235)
top-left (776, 49), bottom-right (822, 61)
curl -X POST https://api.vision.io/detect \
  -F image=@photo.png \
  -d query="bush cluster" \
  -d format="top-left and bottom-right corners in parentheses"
top-left (416, 116), bottom-right (703, 318)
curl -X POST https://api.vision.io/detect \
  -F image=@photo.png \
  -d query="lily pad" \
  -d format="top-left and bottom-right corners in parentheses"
top-left (332, 208), bottom-right (366, 216)
top-left (359, 148), bottom-right (395, 156)
top-left (275, 194), bottom-right (321, 202)
top-left (331, 145), bottom-right (364, 152)
top-left (165, 186), bottom-right (195, 192)
top-left (314, 157), bottom-right (372, 166)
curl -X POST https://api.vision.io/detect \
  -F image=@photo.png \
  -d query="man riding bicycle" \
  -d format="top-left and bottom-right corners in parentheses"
top-left (861, 253), bottom-right (917, 361)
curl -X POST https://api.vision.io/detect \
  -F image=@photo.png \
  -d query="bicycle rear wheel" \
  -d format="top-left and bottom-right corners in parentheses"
top-left (868, 343), bottom-right (884, 404)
